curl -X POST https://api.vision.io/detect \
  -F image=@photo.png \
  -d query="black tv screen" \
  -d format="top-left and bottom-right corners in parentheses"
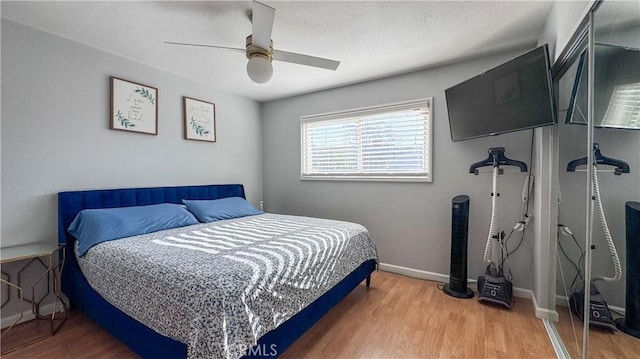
top-left (445, 45), bottom-right (556, 142)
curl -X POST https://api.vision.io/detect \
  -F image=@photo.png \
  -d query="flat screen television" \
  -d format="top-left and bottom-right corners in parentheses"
top-left (445, 44), bottom-right (556, 142)
top-left (566, 43), bottom-right (640, 130)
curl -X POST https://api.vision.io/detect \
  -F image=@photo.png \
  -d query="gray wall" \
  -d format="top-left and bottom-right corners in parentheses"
top-left (262, 50), bottom-right (538, 290)
top-left (1, 19), bottom-right (262, 318)
top-left (538, 0), bottom-right (593, 61)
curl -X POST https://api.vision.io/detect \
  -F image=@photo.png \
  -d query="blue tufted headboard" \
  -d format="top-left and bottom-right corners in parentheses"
top-left (57, 184), bottom-right (245, 246)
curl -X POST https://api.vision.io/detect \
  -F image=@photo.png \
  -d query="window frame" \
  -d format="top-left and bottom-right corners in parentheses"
top-left (299, 98), bottom-right (433, 183)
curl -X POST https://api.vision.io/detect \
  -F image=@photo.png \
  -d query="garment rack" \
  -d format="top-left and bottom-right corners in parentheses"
top-left (567, 143), bottom-right (630, 175)
top-left (469, 147), bottom-right (528, 174)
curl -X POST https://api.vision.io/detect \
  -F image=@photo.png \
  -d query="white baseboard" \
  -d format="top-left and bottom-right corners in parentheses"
top-left (555, 294), bottom-right (570, 307)
top-left (1, 302), bottom-right (61, 329)
top-left (532, 293), bottom-right (559, 321)
top-left (604, 304), bottom-right (625, 315)
top-left (378, 262), bottom-right (560, 320)
top-left (378, 262), bottom-right (532, 299)
top-left (378, 262), bottom-right (450, 283)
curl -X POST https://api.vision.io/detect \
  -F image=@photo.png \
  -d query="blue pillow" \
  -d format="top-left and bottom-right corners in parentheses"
top-left (69, 203), bottom-right (199, 257)
top-left (182, 197), bottom-right (262, 223)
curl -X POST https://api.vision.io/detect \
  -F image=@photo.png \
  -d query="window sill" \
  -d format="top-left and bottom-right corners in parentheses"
top-left (300, 176), bottom-right (432, 183)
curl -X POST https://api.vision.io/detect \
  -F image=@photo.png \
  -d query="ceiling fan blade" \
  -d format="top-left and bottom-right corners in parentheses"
top-left (164, 41), bottom-right (245, 54)
top-left (273, 50), bottom-right (340, 70)
top-left (251, 1), bottom-right (275, 49)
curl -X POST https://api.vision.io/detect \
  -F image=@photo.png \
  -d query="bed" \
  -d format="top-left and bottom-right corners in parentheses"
top-left (57, 184), bottom-right (377, 358)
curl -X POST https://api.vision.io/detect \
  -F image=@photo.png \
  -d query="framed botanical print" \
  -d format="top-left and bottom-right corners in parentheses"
top-left (110, 76), bottom-right (158, 135)
top-left (183, 96), bottom-right (216, 142)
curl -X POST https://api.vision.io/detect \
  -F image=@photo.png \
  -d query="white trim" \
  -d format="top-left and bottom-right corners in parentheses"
top-left (533, 125), bottom-right (560, 314)
top-left (1, 302), bottom-right (60, 329)
top-left (300, 98), bottom-right (431, 123)
top-left (378, 262), bottom-right (532, 300)
top-left (300, 176), bottom-right (431, 183)
top-left (299, 98), bottom-right (433, 183)
top-left (555, 294), bottom-right (570, 307)
top-left (543, 318), bottom-right (571, 359)
top-left (532, 291), bottom-right (560, 321)
top-left (378, 262), bottom-right (449, 282)
top-left (604, 303), bottom-right (626, 315)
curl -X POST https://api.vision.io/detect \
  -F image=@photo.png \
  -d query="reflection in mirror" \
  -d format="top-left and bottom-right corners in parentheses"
top-left (566, 44), bottom-right (640, 129)
top-left (589, 0), bottom-right (640, 357)
top-left (554, 35), bottom-right (589, 358)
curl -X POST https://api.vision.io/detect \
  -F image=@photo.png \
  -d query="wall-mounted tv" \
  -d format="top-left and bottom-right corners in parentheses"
top-left (445, 44), bottom-right (556, 142)
top-left (566, 43), bottom-right (640, 130)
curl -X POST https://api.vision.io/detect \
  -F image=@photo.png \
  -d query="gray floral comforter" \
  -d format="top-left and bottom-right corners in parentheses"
top-left (76, 213), bottom-right (377, 359)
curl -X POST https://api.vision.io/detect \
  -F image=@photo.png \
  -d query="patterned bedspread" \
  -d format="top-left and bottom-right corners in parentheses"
top-left (76, 213), bottom-right (378, 359)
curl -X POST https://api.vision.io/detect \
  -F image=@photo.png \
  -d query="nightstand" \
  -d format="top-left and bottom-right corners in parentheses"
top-left (0, 243), bottom-right (67, 345)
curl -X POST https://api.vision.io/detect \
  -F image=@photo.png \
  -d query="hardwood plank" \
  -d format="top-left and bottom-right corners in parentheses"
top-left (282, 272), bottom-right (556, 358)
top-left (1, 310), bottom-right (136, 359)
top-left (3, 271), bottom-right (561, 358)
top-left (555, 305), bottom-right (640, 359)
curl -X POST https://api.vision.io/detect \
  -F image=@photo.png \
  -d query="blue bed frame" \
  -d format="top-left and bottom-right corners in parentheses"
top-left (57, 184), bottom-right (375, 358)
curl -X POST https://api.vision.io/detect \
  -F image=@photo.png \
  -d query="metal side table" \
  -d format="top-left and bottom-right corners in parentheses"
top-left (1, 243), bottom-right (67, 344)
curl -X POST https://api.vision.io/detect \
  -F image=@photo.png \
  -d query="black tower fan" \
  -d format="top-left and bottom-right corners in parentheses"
top-left (615, 201), bottom-right (640, 338)
top-left (443, 195), bottom-right (474, 298)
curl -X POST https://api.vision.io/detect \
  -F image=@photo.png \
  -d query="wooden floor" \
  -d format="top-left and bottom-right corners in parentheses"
top-left (2, 271), bottom-right (557, 358)
top-left (555, 305), bottom-right (640, 358)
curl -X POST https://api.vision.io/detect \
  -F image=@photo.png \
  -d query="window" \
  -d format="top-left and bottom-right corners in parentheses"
top-left (601, 82), bottom-right (640, 129)
top-left (300, 98), bottom-right (432, 182)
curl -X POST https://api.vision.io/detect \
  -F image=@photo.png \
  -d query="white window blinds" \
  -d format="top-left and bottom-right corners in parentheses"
top-left (601, 82), bottom-right (640, 129)
top-left (300, 98), bottom-right (432, 182)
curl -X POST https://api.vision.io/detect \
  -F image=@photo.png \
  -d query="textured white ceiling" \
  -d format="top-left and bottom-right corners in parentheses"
top-left (1, 1), bottom-right (555, 102)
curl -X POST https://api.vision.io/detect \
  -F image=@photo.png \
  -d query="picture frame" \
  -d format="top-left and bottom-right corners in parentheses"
top-left (183, 96), bottom-right (216, 142)
top-left (110, 76), bottom-right (158, 135)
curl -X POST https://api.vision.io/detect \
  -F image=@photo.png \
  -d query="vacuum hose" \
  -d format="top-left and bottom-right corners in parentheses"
top-left (591, 164), bottom-right (623, 283)
top-left (484, 165), bottom-right (499, 264)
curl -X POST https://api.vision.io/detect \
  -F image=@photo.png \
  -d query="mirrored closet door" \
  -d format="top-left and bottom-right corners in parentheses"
top-left (588, 0), bottom-right (640, 357)
top-left (553, 22), bottom-right (589, 359)
top-left (552, 0), bottom-right (640, 357)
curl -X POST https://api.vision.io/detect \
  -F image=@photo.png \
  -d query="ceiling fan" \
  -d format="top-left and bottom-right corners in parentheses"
top-left (165, 1), bottom-right (340, 84)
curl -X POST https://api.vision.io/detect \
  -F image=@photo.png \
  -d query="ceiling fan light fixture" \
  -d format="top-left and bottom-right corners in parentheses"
top-left (246, 54), bottom-right (273, 84)
top-left (166, 2), bottom-right (341, 85)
